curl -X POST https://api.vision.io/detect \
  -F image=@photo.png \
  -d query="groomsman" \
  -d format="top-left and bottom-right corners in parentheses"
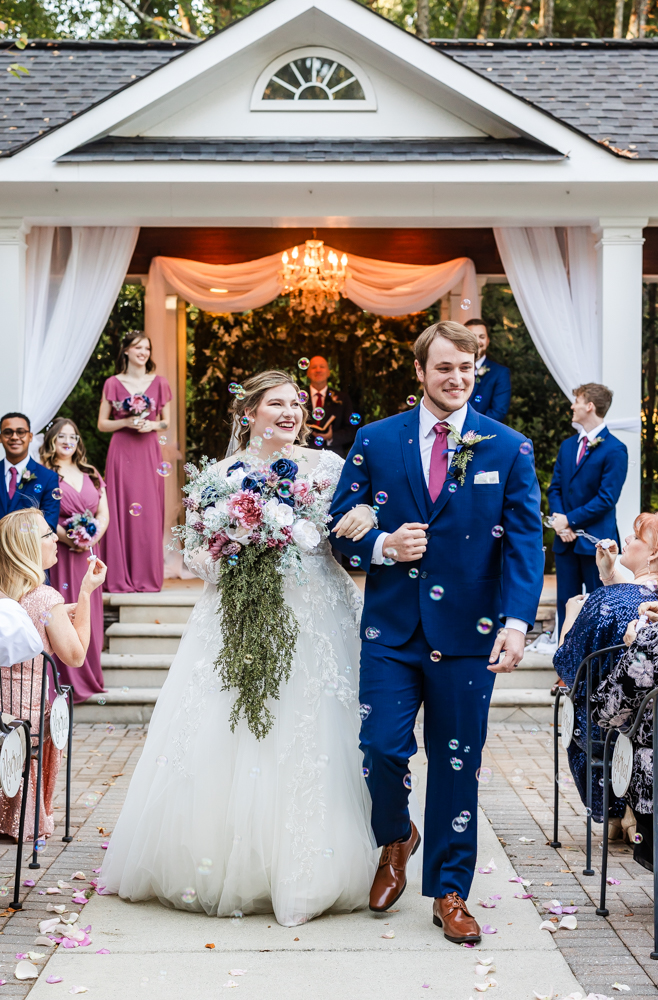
top-left (305, 356), bottom-right (357, 459)
top-left (464, 319), bottom-right (511, 422)
top-left (547, 384), bottom-right (628, 634)
top-left (0, 413), bottom-right (60, 530)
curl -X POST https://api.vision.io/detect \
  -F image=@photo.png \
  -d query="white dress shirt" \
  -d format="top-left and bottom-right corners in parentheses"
top-left (576, 421), bottom-right (606, 461)
top-left (370, 397), bottom-right (527, 635)
top-left (475, 355), bottom-right (487, 371)
top-left (0, 599), bottom-right (42, 666)
top-left (4, 455), bottom-right (30, 493)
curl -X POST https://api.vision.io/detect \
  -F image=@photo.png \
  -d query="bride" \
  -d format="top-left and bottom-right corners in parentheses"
top-left (100, 369), bottom-right (378, 926)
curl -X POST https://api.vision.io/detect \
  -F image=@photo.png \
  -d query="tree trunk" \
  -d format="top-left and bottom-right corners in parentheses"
top-left (537, 0), bottom-right (554, 35)
top-left (614, 0), bottom-right (625, 36)
top-left (417, 0), bottom-right (430, 37)
top-left (516, 3), bottom-right (532, 36)
top-left (626, 0), bottom-right (647, 36)
top-left (644, 283), bottom-right (657, 511)
top-left (477, 0), bottom-right (496, 38)
top-left (453, 0), bottom-right (470, 36)
top-left (504, 2), bottom-right (522, 36)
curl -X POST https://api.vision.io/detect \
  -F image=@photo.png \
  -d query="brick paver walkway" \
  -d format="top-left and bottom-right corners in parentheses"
top-left (0, 719), bottom-right (655, 997)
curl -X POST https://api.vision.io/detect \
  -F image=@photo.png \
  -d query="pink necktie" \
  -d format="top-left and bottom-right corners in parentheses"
top-left (8, 466), bottom-right (17, 500)
top-left (429, 422), bottom-right (449, 502)
top-left (577, 437), bottom-right (588, 465)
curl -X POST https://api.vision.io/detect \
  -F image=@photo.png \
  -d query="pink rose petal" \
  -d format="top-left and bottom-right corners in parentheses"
top-left (606, 877), bottom-right (621, 885)
top-left (490, 894), bottom-right (502, 900)
top-left (514, 893), bottom-right (534, 899)
top-left (15, 954), bottom-right (27, 960)
top-left (462, 942), bottom-right (476, 948)
top-left (22, 880), bottom-right (35, 887)
top-left (82, 926), bottom-right (91, 934)
top-left (96, 949), bottom-right (110, 955)
top-left (47, 976), bottom-right (63, 984)
top-left (509, 876), bottom-right (524, 883)
top-left (562, 906), bottom-right (578, 914)
top-left (93, 869), bottom-right (101, 875)
top-left (478, 898), bottom-right (497, 908)
top-left (0, 980), bottom-right (7, 986)
top-left (101, 842), bottom-right (108, 850)
top-left (62, 939), bottom-right (79, 949)
top-left (481, 925), bottom-right (497, 934)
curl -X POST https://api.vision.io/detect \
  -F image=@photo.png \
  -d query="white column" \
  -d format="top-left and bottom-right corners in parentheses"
top-left (596, 218), bottom-right (648, 541)
top-left (0, 219), bottom-right (29, 413)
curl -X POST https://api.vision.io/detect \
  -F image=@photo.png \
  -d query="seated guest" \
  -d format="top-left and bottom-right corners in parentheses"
top-left (0, 593), bottom-right (43, 666)
top-left (305, 356), bottom-right (357, 459)
top-left (464, 318), bottom-right (511, 422)
top-left (553, 513), bottom-right (658, 832)
top-left (0, 509), bottom-right (106, 840)
top-left (0, 413), bottom-right (60, 531)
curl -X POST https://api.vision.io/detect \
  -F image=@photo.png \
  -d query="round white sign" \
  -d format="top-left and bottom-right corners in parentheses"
top-left (50, 695), bottom-right (69, 751)
top-left (561, 697), bottom-right (575, 750)
top-left (0, 728), bottom-right (24, 799)
top-left (612, 733), bottom-right (634, 798)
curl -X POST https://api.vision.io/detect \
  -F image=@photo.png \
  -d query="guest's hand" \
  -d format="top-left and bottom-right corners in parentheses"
top-left (79, 556), bottom-right (107, 594)
top-left (564, 593), bottom-right (587, 626)
top-left (137, 422), bottom-right (154, 434)
top-left (551, 513), bottom-right (570, 534)
top-left (332, 507), bottom-right (374, 542)
top-left (596, 539), bottom-right (619, 581)
top-left (638, 601), bottom-right (658, 620)
top-left (624, 619), bottom-right (639, 646)
top-left (559, 528), bottom-right (577, 543)
top-left (487, 627), bottom-right (526, 673)
top-left (382, 523), bottom-right (428, 562)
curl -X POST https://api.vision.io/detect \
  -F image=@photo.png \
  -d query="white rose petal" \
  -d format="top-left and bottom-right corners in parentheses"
top-left (539, 920), bottom-right (557, 933)
top-left (225, 524), bottom-right (252, 544)
top-left (558, 915), bottom-right (578, 930)
top-left (292, 519), bottom-right (321, 552)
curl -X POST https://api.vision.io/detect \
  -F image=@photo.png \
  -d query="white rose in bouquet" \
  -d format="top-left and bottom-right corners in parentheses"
top-left (292, 518), bottom-right (321, 552)
top-left (225, 523), bottom-right (253, 543)
top-left (263, 498), bottom-right (295, 527)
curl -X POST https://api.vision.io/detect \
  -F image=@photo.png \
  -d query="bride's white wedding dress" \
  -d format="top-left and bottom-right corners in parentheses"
top-left (100, 450), bottom-right (377, 927)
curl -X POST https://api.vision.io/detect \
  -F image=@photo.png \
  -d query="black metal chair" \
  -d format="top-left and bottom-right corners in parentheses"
top-left (597, 685), bottom-right (658, 960)
top-left (551, 644), bottom-right (626, 874)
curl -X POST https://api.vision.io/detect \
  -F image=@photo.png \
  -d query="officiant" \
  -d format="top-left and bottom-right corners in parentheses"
top-left (304, 356), bottom-right (357, 459)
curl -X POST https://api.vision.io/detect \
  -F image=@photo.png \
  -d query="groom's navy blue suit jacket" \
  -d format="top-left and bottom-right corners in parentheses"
top-left (0, 458), bottom-right (60, 531)
top-left (329, 404), bottom-right (544, 657)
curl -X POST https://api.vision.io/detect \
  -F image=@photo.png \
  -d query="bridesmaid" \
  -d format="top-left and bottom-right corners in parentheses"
top-left (40, 417), bottom-right (109, 703)
top-left (98, 331), bottom-right (172, 593)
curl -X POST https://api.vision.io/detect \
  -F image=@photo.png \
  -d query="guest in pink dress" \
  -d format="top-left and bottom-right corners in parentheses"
top-left (0, 509), bottom-right (106, 839)
top-left (98, 332), bottom-right (172, 593)
top-left (40, 417), bottom-right (109, 704)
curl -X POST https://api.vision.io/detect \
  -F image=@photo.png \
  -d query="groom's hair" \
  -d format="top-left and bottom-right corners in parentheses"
top-left (572, 383), bottom-right (613, 418)
top-left (414, 322), bottom-right (478, 371)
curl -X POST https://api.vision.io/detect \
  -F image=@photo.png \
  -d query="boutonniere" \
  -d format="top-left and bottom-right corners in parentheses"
top-left (587, 436), bottom-right (604, 452)
top-left (448, 427), bottom-right (497, 486)
top-left (475, 365), bottom-right (490, 384)
top-left (17, 469), bottom-right (37, 491)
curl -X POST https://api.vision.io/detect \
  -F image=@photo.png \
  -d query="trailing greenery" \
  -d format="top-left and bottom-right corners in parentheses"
top-left (215, 543), bottom-right (299, 740)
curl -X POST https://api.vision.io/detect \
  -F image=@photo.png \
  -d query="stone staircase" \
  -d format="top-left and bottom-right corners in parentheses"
top-left (75, 580), bottom-right (559, 724)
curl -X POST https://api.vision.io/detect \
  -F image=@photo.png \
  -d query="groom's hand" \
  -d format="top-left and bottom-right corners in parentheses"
top-left (384, 523), bottom-right (429, 562)
top-left (487, 627), bottom-right (526, 673)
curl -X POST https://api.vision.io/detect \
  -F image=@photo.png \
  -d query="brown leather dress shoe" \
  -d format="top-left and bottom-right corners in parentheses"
top-left (369, 821), bottom-right (421, 912)
top-left (433, 892), bottom-right (481, 944)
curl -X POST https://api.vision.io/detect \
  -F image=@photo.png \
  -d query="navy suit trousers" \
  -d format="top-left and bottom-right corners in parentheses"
top-left (359, 624), bottom-right (495, 900)
top-left (555, 547), bottom-right (601, 634)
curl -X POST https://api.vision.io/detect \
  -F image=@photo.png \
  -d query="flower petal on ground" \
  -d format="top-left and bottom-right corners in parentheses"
top-left (478, 898), bottom-right (497, 908)
top-left (539, 921), bottom-right (557, 933)
top-left (222, 982), bottom-right (238, 989)
top-left (22, 880), bottom-right (35, 887)
top-left (96, 949), bottom-right (110, 955)
top-left (14, 961), bottom-right (39, 980)
top-left (57, 882), bottom-right (73, 890)
top-left (481, 925), bottom-right (497, 934)
top-left (38, 919), bottom-right (61, 935)
top-left (33, 937), bottom-right (55, 948)
top-left (562, 906), bottom-right (578, 914)
top-left (475, 964), bottom-right (496, 976)
top-left (46, 904), bottom-right (67, 914)
top-left (478, 860), bottom-right (497, 874)
top-left (612, 985), bottom-right (631, 992)
top-left (514, 893), bottom-right (534, 899)
top-left (606, 878), bottom-right (621, 885)
top-left (69, 988), bottom-right (89, 994)
top-left (46, 976), bottom-right (63, 984)
top-left (508, 876), bottom-right (524, 883)
top-left (228, 971), bottom-right (246, 976)
top-left (558, 915), bottom-right (578, 930)
top-left (518, 837), bottom-right (535, 844)
top-left (45, 888), bottom-right (62, 895)
top-left (71, 873), bottom-right (86, 881)
top-left (381, 931), bottom-right (395, 939)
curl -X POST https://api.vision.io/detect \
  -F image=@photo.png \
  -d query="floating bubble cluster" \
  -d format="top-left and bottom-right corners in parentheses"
top-left (406, 395), bottom-right (417, 407)
top-left (322, 848), bottom-right (334, 859)
top-left (298, 390), bottom-right (309, 404)
top-left (263, 427), bottom-right (274, 440)
top-left (452, 816), bottom-right (468, 832)
top-left (314, 437), bottom-right (324, 448)
top-left (450, 757), bottom-right (463, 770)
top-left (313, 407), bottom-right (325, 421)
top-left (383, 548), bottom-right (398, 566)
top-left (35, 838), bottom-right (46, 853)
top-left (156, 755), bottom-right (168, 767)
top-left (460, 298), bottom-right (471, 310)
top-left (350, 483), bottom-right (359, 492)
top-left (197, 858), bottom-right (213, 874)
top-left (448, 483), bottom-right (458, 493)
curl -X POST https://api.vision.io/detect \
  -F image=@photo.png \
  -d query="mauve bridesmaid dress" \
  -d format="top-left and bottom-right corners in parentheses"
top-left (101, 374), bottom-right (173, 593)
top-left (49, 474), bottom-right (106, 704)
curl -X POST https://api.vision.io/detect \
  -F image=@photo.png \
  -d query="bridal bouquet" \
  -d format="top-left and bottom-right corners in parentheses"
top-left (64, 509), bottom-right (100, 549)
top-left (112, 393), bottom-right (154, 418)
top-left (174, 454), bottom-right (333, 739)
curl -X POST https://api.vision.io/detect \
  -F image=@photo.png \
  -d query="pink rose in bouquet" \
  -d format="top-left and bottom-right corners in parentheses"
top-left (227, 490), bottom-right (264, 529)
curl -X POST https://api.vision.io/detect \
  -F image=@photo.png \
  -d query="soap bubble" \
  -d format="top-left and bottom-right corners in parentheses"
top-left (358, 704), bottom-right (372, 721)
top-left (159, 435), bottom-right (168, 445)
top-left (156, 755), bottom-right (168, 766)
top-left (82, 792), bottom-right (99, 807)
top-left (450, 757), bottom-right (463, 770)
top-left (240, 416), bottom-right (249, 427)
top-left (475, 395), bottom-right (482, 403)
top-left (363, 438), bottom-right (369, 446)
top-left (452, 816), bottom-right (468, 832)
top-left (408, 568), bottom-right (419, 579)
top-left (34, 484), bottom-right (42, 494)
top-left (97, 697), bottom-right (106, 705)
top-left (263, 427), bottom-right (274, 440)
top-left (197, 858), bottom-right (213, 874)
top-left (278, 479), bottom-right (293, 498)
top-left (491, 525), bottom-right (504, 538)
top-left (298, 390), bottom-right (309, 404)
top-left (350, 483), bottom-right (359, 492)
top-left (362, 766), bottom-right (369, 778)
top-left (313, 407), bottom-right (325, 421)
top-left (249, 767), bottom-right (260, 778)
top-left (316, 754), bottom-right (330, 767)
top-left (39, 611), bottom-right (52, 626)
top-left (314, 437), bottom-right (324, 448)
top-left (298, 357), bottom-right (310, 370)
top-left (460, 298), bottom-right (471, 310)
top-left (52, 488), bottom-right (63, 500)
top-left (449, 739), bottom-right (459, 750)
top-left (448, 483), bottom-right (458, 493)
top-left (556, 771), bottom-right (574, 786)
top-left (35, 838), bottom-right (46, 853)
top-left (228, 383), bottom-right (239, 394)
top-left (464, 746), bottom-right (471, 753)
top-left (121, 685), bottom-right (130, 693)
top-left (156, 462), bottom-right (172, 477)
top-left (352, 454), bottom-right (364, 466)
top-left (230, 909), bottom-right (244, 919)
top-left (477, 618), bottom-right (493, 634)
top-left (430, 650), bottom-right (442, 662)
top-left (349, 413), bottom-right (362, 426)
top-left (106, 725), bottom-right (115, 733)
top-left (181, 888), bottom-right (197, 904)
top-left (520, 441), bottom-right (532, 455)
top-left (227, 554), bottom-right (238, 567)
top-left (459, 810), bottom-right (472, 822)
top-left (383, 548), bottom-right (398, 566)
top-left (403, 773), bottom-right (413, 789)
top-left (365, 627), bottom-right (380, 640)
top-left (476, 767), bottom-right (493, 784)
top-left (0, 886), bottom-right (8, 897)
top-left (350, 556), bottom-right (362, 568)
top-left (322, 848), bottom-right (334, 859)
top-left (633, 832), bottom-right (643, 844)
top-left (129, 503), bottom-right (142, 517)
top-left (430, 585), bottom-right (445, 601)
top-left (244, 654), bottom-right (254, 664)
top-left (375, 491), bottom-right (388, 504)
top-left (62, 582), bottom-right (68, 590)
top-left (406, 395), bottom-right (417, 406)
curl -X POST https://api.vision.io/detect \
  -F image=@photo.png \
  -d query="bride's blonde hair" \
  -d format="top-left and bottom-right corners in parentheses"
top-left (0, 509), bottom-right (46, 600)
top-left (230, 370), bottom-right (310, 451)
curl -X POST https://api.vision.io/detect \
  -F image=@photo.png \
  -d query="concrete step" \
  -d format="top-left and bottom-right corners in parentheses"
top-left (100, 653), bottom-right (173, 689)
top-left (105, 623), bottom-right (185, 654)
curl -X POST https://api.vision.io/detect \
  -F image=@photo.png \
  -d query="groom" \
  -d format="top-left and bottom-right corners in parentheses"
top-left (330, 321), bottom-right (544, 943)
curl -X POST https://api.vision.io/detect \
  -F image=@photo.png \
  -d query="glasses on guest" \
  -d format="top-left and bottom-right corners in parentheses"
top-left (56, 434), bottom-right (79, 443)
top-left (0, 428), bottom-right (29, 439)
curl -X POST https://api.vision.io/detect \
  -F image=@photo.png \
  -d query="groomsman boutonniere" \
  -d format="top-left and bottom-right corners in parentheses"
top-left (475, 365), bottom-right (490, 384)
top-left (17, 469), bottom-right (37, 491)
top-left (448, 428), bottom-right (497, 486)
top-left (587, 436), bottom-right (604, 452)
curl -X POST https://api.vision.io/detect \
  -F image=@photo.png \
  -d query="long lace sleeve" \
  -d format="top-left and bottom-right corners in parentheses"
top-left (592, 621), bottom-right (658, 737)
top-left (553, 585), bottom-right (640, 687)
top-left (183, 547), bottom-right (220, 585)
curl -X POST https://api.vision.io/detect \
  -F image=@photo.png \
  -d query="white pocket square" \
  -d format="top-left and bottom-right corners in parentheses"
top-left (474, 471), bottom-right (499, 485)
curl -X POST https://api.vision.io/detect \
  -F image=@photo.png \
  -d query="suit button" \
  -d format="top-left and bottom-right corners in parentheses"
top-left (426, 532), bottom-right (431, 539)
top-left (420, 571), bottom-right (428, 579)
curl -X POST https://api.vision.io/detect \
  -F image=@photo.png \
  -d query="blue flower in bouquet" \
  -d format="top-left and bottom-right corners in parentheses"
top-left (242, 473), bottom-right (267, 494)
top-left (82, 516), bottom-right (97, 537)
top-left (200, 487), bottom-right (218, 508)
top-left (270, 459), bottom-right (298, 481)
top-left (227, 461), bottom-right (245, 475)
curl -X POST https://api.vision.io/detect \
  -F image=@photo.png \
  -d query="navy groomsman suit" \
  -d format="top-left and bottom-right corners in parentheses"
top-left (330, 401), bottom-right (544, 902)
top-left (0, 456), bottom-right (60, 531)
top-left (470, 356), bottom-right (511, 422)
top-left (548, 424), bottom-right (628, 633)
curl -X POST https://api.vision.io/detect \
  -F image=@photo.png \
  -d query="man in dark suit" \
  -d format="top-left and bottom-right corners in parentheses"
top-left (547, 384), bottom-right (628, 634)
top-left (464, 318), bottom-right (511, 422)
top-left (305, 356), bottom-right (357, 459)
top-left (0, 413), bottom-right (60, 530)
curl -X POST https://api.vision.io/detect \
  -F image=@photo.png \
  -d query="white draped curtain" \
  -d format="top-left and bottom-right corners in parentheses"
top-left (24, 226), bottom-right (139, 433)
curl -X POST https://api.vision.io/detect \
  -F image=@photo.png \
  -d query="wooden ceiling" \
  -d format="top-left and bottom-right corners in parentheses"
top-left (128, 226), bottom-right (658, 275)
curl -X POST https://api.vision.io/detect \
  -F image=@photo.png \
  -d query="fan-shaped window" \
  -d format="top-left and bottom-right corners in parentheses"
top-left (251, 48), bottom-right (376, 111)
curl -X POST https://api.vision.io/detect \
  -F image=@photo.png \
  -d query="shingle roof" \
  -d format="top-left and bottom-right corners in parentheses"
top-left (58, 136), bottom-right (563, 162)
top-left (0, 39), bottom-right (194, 156)
top-left (433, 39), bottom-right (656, 158)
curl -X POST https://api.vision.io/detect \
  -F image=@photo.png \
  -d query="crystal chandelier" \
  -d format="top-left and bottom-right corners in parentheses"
top-left (280, 240), bottom-right (348, 316)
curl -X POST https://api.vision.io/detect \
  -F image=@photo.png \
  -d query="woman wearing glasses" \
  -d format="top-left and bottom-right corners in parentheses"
top-left (40, 418), bottom-right (110, 703)
top-left (97, 332), bottom-right (172, 593)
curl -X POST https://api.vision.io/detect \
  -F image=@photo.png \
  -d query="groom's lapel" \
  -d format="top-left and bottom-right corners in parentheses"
top-left (428, 405), bottom-right (481, 526)
top-left (399, 409), bottom-right (430, 523)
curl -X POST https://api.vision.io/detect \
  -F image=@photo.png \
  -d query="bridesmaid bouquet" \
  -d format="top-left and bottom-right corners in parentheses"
top-left (64, 509), bottom-right (100, 549)
top-left (174, 453), bottom-right (333, 739)
top-left (113, 393), bottom-right (154, 418)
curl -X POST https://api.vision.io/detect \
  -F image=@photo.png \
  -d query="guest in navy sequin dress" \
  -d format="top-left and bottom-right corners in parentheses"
top-left (554, 513), bottom-right (658, 823)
